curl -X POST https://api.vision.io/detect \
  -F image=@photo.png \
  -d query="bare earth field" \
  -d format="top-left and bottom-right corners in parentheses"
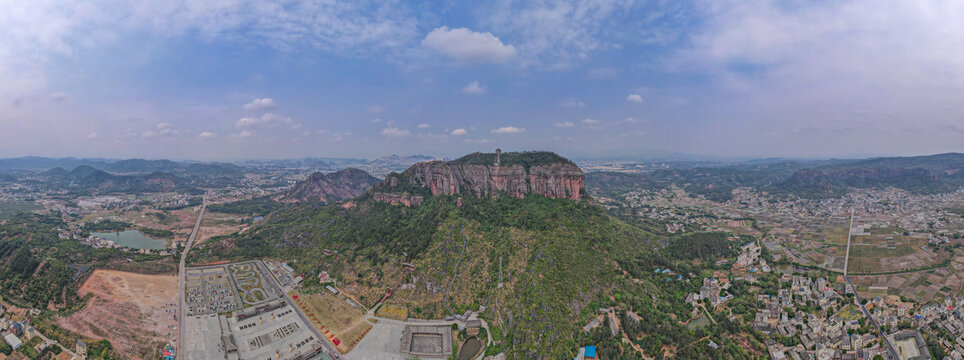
top-left (58, 270), bottom-right (177, 359)
top-left (194, 213), bottom-right (245, 245)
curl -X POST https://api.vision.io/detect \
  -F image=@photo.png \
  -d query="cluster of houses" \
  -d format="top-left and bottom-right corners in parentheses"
top-left (685, 277), bottom-right (731, 308)
top-left (757, 272), bottom-right (964, 360)
top-left (1, 307), bottom-right (38, 353)
top-left (913, 296), bottom-right (964, 359)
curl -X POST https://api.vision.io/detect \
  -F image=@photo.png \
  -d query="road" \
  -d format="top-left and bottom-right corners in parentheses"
top-left (443, 214), bottom-right (468, 316)
top-left (175, 198), bottom-right (206, 360)
top-left (34, 330), bottom-right (83, 359)
top-left (264, 263), bottom-right (342, 359)
top-left (841, 209), bottom-right (899, 358)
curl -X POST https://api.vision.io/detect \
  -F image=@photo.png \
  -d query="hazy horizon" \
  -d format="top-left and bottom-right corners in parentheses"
top-left (3, 1), bottom-right (964, 160)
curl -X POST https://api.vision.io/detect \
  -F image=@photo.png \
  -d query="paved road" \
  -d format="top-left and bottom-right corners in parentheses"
top-left (175, 199), bottom-right (206, 360)
top-left (264, 262), bottom-right (342, 359)
top-left (34, 330), bottom-right (83, 359)
top-left (842, 209), bottom-right (899, 358)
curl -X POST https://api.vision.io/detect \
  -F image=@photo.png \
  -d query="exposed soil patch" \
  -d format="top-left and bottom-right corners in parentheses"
top-left (57, 270), bottom-right (177, 359)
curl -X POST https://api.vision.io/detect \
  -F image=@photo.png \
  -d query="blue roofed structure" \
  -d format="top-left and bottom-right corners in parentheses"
top-left (585, 345), bottom-right (597, 358)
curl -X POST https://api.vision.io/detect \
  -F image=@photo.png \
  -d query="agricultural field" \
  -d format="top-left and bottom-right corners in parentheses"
top-left (0, 200), bottom-right (41, 219)
top-left (847, 225), bottom-right (948, 274)
top-left (291, 290), bottom-right (372, 354)
top-left (851, 259), bottom-right (964, 303)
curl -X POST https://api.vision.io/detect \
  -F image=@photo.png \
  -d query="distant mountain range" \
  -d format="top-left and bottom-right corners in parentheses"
top-left (587, 152), bottom-right (964, 200)
top-left (40, 165), bottom-right (203, 195)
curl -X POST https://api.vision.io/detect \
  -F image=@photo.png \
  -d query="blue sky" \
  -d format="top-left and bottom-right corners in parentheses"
top-left (1, 0), bottom-right (963, 160)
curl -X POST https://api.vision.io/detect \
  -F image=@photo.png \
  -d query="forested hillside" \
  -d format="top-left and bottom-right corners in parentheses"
top-left (189, 152), bottom-right (773, 359)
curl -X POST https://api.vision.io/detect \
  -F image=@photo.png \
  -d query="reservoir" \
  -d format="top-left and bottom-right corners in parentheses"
top-left (458, 337), bottom-right (482, 360)
top-left (91, 230), bottom-right (167, 250)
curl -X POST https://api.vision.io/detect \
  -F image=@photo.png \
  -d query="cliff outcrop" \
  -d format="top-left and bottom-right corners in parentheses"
top-left (373, 151), bottom-right (586, 204)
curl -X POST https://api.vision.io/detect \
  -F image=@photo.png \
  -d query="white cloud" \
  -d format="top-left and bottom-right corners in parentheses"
top-left (554, 121), bottom-right (575, 128)
top-left (559, 99), bottom-right (586, 108)
top-left (617, 117), bottom-right (639, 124)
top-left (451, 128), bottom-right (468, 136)
top-left (626, 94), bottom-right (643, 103)
top-left (482, 1), bottom-right (641, 68)
top-left (141, 122), bottom-right (179, 138)
top-left (422, 26), bottom-right (516, 62)
top-left (461, 81), bottom-right (487, 95)
top-left (368, 105), bottom-right (384, 113)
top-left (582, 118), bottom-right (603, 129)
top-left (491, 126), bottom-right (524, 134)
top-left (230, 130), bottom-right (254, 138)
top-left (380, 126), bottom-right (410, 137)
top-left (235, 113), bottom-right (293, 128)
top-left (0, 0), bottom-right (422, 123)
top-left (86, 132), bottom-right (98, 140)
top-left (243, 98), bottom-right (277, 111)
top-left (197, 131), bottom-right (217, 139)
top-left (673, 0), bottom-right (964, 151)
top-left (417, 123), bottom-right (430, 129)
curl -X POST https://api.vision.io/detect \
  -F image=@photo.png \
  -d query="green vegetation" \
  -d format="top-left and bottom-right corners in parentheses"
top-left (193, 191), bottom-right (654, 358)
top-left (0, 200), bottom-right (41, 220)
top-left (193, 187), bottom-right (767, 358)
top-left (157, 196), bottom-right (203, 210)
top-left (0, 213), bottom-right (167, 309)
top-left (81, 219), bottom-right (132, 232)
top-left (149, 211), bottom-right (178, 224)
top-left (447, 151), bottom-right (576, 168)
top-left (588, 153), bottom-right (964, 201)
top-left (208, 195), bottom-right (284, 216)
top-left (138, 226), bottom-right (175, 239)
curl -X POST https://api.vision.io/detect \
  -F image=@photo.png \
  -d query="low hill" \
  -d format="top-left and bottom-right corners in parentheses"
top-left (282, 168), bottom-right (380, 203)
top-left (41, 166), bottom-right (199, 195)
top-left (773, 153), bottom-right (964, 197)
top-left (587, 153), bottom-right (964, 201)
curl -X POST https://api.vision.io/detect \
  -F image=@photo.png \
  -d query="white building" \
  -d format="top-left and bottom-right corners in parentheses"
top-left (4, 333), bottom-right (22, 350)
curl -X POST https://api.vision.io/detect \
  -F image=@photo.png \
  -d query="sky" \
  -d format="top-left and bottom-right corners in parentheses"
top-left (1, 0), bottom-right (963, 161)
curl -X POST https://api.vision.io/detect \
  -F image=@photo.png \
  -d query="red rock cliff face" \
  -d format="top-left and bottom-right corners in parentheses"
top-left (402, 161), bottom-right (585, 200)
top-left (371, 192), bottom-right (424, 207)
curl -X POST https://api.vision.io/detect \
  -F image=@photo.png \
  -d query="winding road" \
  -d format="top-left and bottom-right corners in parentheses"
top-left (443, 214), bottom-right (468, 316)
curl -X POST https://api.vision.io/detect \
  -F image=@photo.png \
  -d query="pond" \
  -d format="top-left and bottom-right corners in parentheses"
top-left (458, 336), bottom-right (482, 360)
top-left (91, 229), bottom-right (167, 250)
top-left (685, 314), bottom-right (712, 330)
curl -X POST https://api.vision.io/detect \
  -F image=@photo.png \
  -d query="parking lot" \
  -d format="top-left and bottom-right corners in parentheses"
top-left (225, 301), bottom-right (327, 359)
top-left (184, 267), bottom-right (242, 316)
top-left (181, 260), bottom-right (335, 360)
